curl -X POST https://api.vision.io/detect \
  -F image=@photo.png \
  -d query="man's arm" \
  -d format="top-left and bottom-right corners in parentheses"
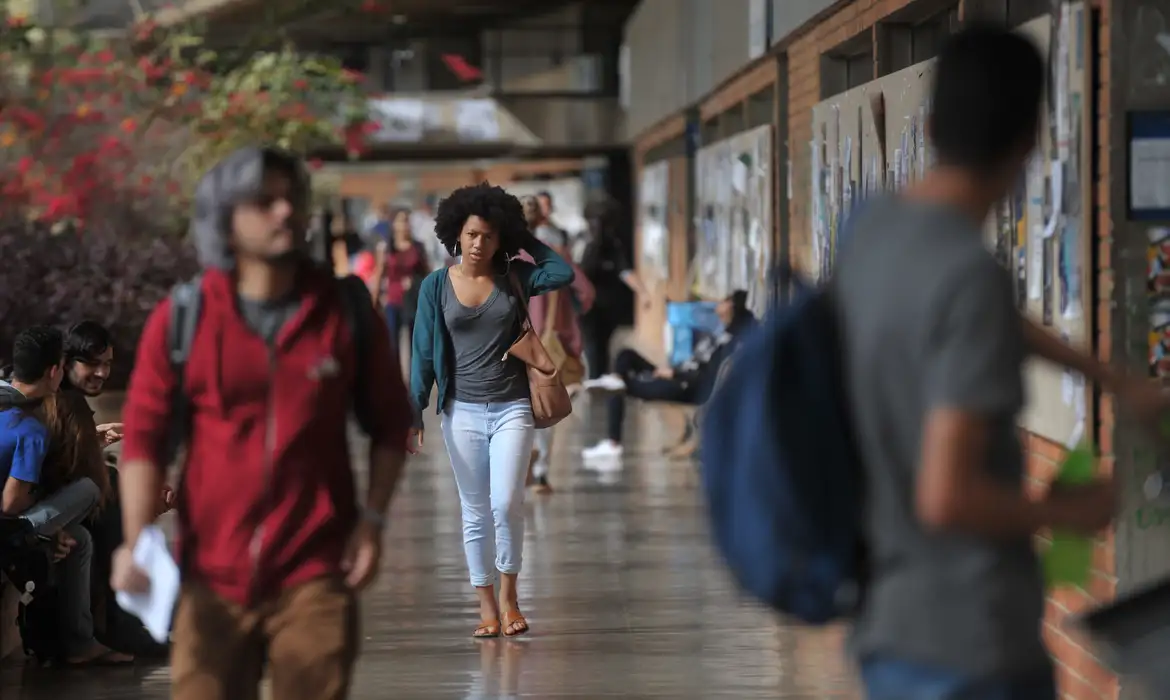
top-left (117, 302), bottom-right (177, 548)
top-left (362, 300), bottom-right (411, 522)
top-left (0, 478), bottom-right (35, 515)
top-left (0, 428), bottom-right (47, 515)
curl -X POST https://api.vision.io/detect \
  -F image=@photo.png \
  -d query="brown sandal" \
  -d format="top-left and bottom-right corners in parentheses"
top-left (502, 610), bottom-right (529, 637)
top-left (472, 620), bottom-right (501, 638)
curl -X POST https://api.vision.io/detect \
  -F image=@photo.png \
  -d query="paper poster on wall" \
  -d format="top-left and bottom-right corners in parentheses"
top-left (1060, 218), bottom-right (1083, 320)
top-left (1042, 237), bottom-right (1055, 325)
top-left (692, 126), bottom-right (773, 313)
top-left (638, 161), bottom-right (670, 280)
top-left (1148, 227), bottom-right (1170, 295)
top-left (454, 99), bottom-right (500, 142)
top-left (1028, 224), bottom-right (1044, 300)
top-left (368, 98), bottom-right (426, 142)
top-left (1151, 298), bottom-right (1170, 379)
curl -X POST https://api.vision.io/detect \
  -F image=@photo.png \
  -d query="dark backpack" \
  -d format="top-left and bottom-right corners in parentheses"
top-left (162, 273), bottom-right (377, 468)
top-left (698, 268), bottom-right (866, 624)
top-left (0, 516), bottom-right (59, 665)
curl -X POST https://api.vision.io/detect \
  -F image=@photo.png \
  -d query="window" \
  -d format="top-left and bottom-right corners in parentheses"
top-left (879, 2), bottom-right (959, 75)
top-left (821, 30), bottom-right (875, 99)
top-left (846, 52), bottom-right (874, 87)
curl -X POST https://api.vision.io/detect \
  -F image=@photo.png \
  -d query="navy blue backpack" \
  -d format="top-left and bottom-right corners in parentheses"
top-left (699, 264), bottom-right (867, 624)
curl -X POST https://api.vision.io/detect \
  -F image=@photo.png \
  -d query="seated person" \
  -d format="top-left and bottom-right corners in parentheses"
top-left (0, 326), bottom-right (131, 665)
top-left (49, 321), bottom-right (173, 656)
top-left (581, 290), bottom-right (756, 460)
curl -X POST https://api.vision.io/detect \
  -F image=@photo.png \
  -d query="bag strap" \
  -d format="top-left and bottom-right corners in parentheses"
top-left (163, 274), bottom-right (203, 468)
top-left (543, 290), bottom-right (561, 334)
top-left (336, 274), bottom-right (376, 438)
top-left (505, 270), bottom-right (533, 330)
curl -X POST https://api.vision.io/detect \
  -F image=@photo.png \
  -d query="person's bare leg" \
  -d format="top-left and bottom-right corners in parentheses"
top-left (474, 584), bottom-right (501, 637)
top-left (498, 573), bottom-right (528, 636)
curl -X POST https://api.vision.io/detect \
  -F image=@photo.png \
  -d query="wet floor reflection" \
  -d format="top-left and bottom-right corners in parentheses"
top-left (3, 397), bottom-right (859, 698)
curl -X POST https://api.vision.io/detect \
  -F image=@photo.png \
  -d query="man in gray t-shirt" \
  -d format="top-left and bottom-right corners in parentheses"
top-left (831, 25), bottom-right (1149, 699)
top-left (838, 196), bottom-right (1046, 677)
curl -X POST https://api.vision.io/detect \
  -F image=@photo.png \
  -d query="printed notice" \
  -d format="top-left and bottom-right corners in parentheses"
top-left (1131, 137), bottom-right (1170, 211)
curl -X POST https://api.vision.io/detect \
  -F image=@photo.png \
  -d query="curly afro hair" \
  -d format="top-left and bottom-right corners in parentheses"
top-left (433, 182), bottom-right (529, 265)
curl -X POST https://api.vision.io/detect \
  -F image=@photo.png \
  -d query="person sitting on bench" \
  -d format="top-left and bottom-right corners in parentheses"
top-left (581, 290), bottom-right (755, 461)
top-left (0, 326), bottom-right (131, 665)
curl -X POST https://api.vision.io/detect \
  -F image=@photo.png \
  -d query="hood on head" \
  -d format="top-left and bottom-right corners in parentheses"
top-left (191, 146), bottom-right (310, 270)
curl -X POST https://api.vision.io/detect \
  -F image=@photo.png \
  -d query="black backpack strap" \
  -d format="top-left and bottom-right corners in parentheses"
top-left (163, 275), bottom-right (203, 468)
top-left (337, 274), bottom-right (376, 438)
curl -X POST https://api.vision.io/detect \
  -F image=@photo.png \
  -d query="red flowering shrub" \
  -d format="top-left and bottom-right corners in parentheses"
top-left (0, 1), bottom-right (378, 385)
top-left (0, 209), bottom-right (199, 388)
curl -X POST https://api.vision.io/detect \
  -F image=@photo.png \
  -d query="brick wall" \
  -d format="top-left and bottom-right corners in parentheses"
top-left (785, 1), bottom-right (1117, 698)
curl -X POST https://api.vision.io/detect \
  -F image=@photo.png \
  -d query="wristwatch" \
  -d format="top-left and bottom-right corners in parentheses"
top-left (360, 507), bottom-right (387, 531)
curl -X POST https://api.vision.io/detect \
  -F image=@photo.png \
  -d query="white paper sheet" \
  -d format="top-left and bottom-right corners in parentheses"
top-left (1043, 163), bottom-right (1063, 239)
top-left (1028, 224), bottom-right (1044, 300)
top-left (114, 525), bottom-right (179, 644)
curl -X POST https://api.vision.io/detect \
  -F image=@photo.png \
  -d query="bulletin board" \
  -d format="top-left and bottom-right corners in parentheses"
top-left (808, 7), bottom-right (1091, 445)
top-left (809, 61), bottom-right (934, 279)
top-left (638, 160), bottom-right (670, 281)
top-left (693, 125), bottom-right (774, 316)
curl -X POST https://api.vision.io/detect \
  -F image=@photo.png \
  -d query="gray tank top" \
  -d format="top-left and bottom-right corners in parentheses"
top-left (442, 274), bottom-right (529, 403)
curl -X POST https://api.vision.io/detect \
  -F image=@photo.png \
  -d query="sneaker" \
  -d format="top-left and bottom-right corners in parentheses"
top-left (582, 439), bottom-right (623, 460)
top-left (582, 374), bottom-right (627, 393)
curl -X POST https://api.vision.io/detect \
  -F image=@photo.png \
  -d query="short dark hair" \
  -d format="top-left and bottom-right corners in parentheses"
top-left (12, 326), bottom-right (64, 384)
top-left (65, 321), bottom-right (112, 365)
top-left (536, 191), bottom-right (553, 204)
top-left (929, 23), bottom-right (1044, 173)
top-left (434, 182), bottom-right (528, 263)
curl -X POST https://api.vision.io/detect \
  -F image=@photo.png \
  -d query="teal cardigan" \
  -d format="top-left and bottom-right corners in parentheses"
top-left (409, 239), bottom-right (574, 428)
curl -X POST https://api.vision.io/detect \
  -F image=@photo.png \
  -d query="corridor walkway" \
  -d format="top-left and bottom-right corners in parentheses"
top-left (2, 400), bottom-right (858, 699)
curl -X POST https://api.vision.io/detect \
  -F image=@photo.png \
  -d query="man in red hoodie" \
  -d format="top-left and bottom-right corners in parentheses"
top-left (110, 147), bottom-right (412, 700)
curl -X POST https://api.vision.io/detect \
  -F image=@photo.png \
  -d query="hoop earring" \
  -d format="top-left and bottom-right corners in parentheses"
top-left (504, 255), bottom-right (511, 276)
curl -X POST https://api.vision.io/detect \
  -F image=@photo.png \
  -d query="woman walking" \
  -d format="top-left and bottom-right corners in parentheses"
top-left (409, 183), bottom-right (574, 638)
top-left (353, 205), bottom-right (429, 358)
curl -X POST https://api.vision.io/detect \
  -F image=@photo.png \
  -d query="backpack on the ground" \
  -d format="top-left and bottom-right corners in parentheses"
top-left (162, 273), bottom-right (377, 468)
top-left (1, 517), bottom-right (61, 665)
top-left (698, 268), bottom-right (866, 624)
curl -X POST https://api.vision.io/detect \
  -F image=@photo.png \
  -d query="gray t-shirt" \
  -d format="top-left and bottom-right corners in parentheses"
top-left (442, 275), bottom-right (529, 403)
top-left (237, 294), bottom-right (301, 346)
top-left (835, 196), bottom-right (1046, 676)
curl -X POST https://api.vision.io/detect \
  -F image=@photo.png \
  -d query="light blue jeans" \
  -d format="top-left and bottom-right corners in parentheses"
top-left (441, 399), bottom-right (536, 587)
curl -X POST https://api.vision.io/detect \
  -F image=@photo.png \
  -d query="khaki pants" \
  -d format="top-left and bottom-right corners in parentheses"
top-left (171, 577), bottom-right (359, 700)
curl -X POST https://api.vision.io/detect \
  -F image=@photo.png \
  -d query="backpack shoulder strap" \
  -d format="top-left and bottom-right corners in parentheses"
top-left (336, 274), bottom-right (376, 437)
top-left (163, 274), bottom-right (202, 467)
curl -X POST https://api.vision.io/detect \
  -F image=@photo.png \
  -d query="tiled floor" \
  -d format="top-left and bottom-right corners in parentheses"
top-left (2, 397), bottom-right (858, 699)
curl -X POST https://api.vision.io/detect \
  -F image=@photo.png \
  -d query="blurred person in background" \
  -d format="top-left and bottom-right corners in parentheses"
top-left (578, 196), bottom-right (651, 379)
top-left (353, 205), bottom-right (430, 362)
top-left (329, 207), bottom-right (363, 277)
top-left (520, 195), bottom-right (594, 494)
top-left (582, 290), bottom-right (753, 462)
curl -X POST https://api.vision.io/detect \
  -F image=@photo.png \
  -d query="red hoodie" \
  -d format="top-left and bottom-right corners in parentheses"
top-left (120, 265), bottom-right (412, 607)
